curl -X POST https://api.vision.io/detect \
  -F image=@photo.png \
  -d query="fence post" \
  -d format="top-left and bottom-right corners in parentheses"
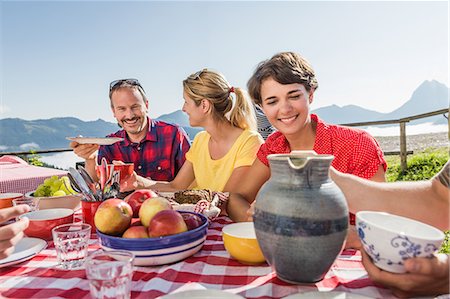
top-left (399, 122), bottom-right (407, 173)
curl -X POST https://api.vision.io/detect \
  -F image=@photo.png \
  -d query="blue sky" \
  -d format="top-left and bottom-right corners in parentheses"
top-left (1, 1), bottom-right (448, 123)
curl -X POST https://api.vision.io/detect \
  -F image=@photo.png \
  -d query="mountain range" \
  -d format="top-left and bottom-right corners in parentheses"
top-left (0, 80), bottom-right (448, 152)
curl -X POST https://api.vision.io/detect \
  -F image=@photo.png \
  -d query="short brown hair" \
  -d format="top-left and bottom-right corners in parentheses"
top-left (247, 52), bottom-right (319, 105)
top-left (109, 81), bottom-right (147, 107)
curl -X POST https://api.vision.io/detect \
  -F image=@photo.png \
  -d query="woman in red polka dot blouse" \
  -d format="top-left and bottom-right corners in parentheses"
top-left (228, 52), bottom-right (387, 230)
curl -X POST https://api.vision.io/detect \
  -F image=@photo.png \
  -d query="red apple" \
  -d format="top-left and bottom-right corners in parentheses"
top-left (125, 189), bottom-right (158, 218)
top-left (148, 210), bottom-right (188, 238)
top-left (139, 196), bottom-right (172, 227)
top-left (122, 226), bottom-right (149, 238)
top-left (94, 198), bottom-right (133, 236)
top-left (130, 218), bottom-right (142, 227)
top-left (182, 213), bottom-right (203, 230)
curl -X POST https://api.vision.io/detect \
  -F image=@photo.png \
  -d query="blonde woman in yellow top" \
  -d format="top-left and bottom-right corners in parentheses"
top-left (125, 69), bottom-right (263, 194)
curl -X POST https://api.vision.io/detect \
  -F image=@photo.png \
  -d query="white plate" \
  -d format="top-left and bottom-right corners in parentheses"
top-left (283, 291), bottom-right (373, 299)
top-left (66, 137), bottom-right (124, 145)
top-left (160, 289), bottom-right (244, 299)
top-left (0, 237), bottom-right (47, 268)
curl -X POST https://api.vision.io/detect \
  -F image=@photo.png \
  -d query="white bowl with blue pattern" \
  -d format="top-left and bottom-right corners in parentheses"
top-left (356, 211), bottom-right (444, 273)
top-left (97, 211), bottom-right (208, 266)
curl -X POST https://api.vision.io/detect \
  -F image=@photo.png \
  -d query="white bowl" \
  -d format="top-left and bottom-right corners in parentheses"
top-left (25, 191), bottom-right (81, 210)
top-left (356, 211), bottom-right (445, 273)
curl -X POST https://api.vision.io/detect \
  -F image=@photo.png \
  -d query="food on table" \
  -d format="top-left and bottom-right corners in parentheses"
top-left (34, 176), bottom-right (77, 197)
top-left (124, 189), bottom-right (158, 218)
top-left (95, 196), bottom-right (203, 239)
top-left (122, 226), bottom-right (149, 239)
top-left (139, 197), bottom-right (172, 227)
top-left (148, 210), bottom-right (188, 238)
top-left (94, 198), bottom-right (133, 235)
top-left (173, 189), bottom-right (213, 204)
top-left (182, 213), bottom-right (203, 230)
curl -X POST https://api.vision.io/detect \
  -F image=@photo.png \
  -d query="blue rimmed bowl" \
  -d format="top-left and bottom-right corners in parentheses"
top-left (356, 211), bottom-right (445, 273)
top-left (97, 211), bottom-right (208, 266)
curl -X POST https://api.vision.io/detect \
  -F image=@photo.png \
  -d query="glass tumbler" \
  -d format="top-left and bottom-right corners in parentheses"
top-left (85, 250), bottom-right (134, 299)
top-left (13, 197), bottom-right (40, 212)
top-left (52, 223), bottom-right (91, 269)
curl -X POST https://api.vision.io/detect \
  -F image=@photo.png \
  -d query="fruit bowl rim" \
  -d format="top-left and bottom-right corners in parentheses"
top-left (96, 211), bottom-right (208, 242)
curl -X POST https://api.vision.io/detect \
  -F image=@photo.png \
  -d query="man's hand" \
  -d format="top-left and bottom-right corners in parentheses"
top-left (344, 225), bottom-right (362, 249)
top-left (70, 141), bottom-right (99, 160)
top-left (0, 205), bottom-right (30, 259)
top-left (361, 249), bottom-right (449, 298)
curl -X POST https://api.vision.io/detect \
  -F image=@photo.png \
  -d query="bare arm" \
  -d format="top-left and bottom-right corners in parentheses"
top-left (227, 159), bottom-right (270, 222)
top-left (150, 161), bottom-right (195, 192)
top-left (330, 168), bottom-right (449, 231)
top-left (121, 161), bottom-right (195, 192)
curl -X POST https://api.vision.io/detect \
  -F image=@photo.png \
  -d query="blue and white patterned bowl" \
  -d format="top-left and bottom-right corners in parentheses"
top-left (356, 211), bottom-right (445, 273)
top-left (97, 211), bottom-right (208, 266)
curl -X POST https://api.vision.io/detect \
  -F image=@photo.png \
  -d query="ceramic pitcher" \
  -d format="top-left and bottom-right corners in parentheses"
top-left (253, 152), bottom-right (348, 283)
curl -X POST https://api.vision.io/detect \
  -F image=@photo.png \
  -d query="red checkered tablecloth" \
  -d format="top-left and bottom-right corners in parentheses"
top-left (0, 216), bottom-right (395, 299)
top-left (0, 155), bottom-right (67, 195)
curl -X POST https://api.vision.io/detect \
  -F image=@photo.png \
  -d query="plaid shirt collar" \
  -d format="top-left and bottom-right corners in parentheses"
top-left (118, 117), bottom-right (157, 146)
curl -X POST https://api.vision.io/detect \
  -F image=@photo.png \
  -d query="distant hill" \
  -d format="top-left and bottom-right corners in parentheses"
top-left (156, 111), bottom-right (202, 138)
top-left (0, 116), bottom-right (200, 152)
top-left (382, 80), bottom-right (448, 122)
top-left (0, 118), bottom-right (118, 151)
top-left (312, 80), bottom-right (449, 125)
top-left (312, 104), bottom-right (385, 125)
top-left (0, 80), bottom-right (447, 152)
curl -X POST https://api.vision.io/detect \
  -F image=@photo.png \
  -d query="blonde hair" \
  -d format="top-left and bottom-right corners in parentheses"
top-left (183, 69), bottom-right (256, 131)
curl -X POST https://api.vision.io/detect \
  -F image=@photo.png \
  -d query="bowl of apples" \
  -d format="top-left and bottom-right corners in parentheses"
top-left (95, 193), bottom-right (209, 266)
top-left (25, 176), bottom-right (82, 210)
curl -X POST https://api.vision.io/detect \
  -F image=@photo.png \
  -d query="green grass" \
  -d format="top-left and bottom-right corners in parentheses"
top-left (385, 147), bottom-right (450, 253)
top-left (440, 230), bottom-right (450, 254)
top-left (385, 147), bottom-right (449, 182)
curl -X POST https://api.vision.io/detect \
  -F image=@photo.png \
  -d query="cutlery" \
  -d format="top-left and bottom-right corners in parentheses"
top-left (66, 173), bottom-right (82, 193)
top-left (68, 167), bottom-right (97, 202)
top-left (78, 166), bottom-right (98, 196)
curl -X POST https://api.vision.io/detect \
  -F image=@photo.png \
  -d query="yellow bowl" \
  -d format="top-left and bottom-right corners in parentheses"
top-left (222, 222), bottom-right (266, 265)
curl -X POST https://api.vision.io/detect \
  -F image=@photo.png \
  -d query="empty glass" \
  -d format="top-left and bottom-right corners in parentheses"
top-left (85, 250), bottom-right (134, 299)
top-left (12, 197), bottom-right (40, 211)
top-left (52, 223), bottom-right (91, 270)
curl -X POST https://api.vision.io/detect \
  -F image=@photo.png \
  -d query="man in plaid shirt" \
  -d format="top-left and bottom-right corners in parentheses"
top-left (71, 79), bottom-right (190, 183)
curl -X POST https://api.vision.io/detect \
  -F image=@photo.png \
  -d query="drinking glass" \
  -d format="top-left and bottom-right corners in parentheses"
top-left (13, 197), bottom-right (40, 211)
top-left (52, 223), bottom-right (91, 269)
top-left (85, 250), bottom-right (134, 299)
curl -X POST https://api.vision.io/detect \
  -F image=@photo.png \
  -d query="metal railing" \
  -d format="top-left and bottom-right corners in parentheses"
top-left (1, 108), bottom-right (448, 173)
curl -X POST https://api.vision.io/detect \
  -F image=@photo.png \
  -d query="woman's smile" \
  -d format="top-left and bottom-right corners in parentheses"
top-left (278, 114), bottom-right (298, 124)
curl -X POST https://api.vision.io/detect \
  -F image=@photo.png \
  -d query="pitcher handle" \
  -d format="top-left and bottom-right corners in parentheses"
top-left (287, 157), bottom-right (314, 188)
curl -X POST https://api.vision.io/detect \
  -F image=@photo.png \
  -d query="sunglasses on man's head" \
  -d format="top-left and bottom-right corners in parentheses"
top-left (109, 78), bottom-right (145, 93)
